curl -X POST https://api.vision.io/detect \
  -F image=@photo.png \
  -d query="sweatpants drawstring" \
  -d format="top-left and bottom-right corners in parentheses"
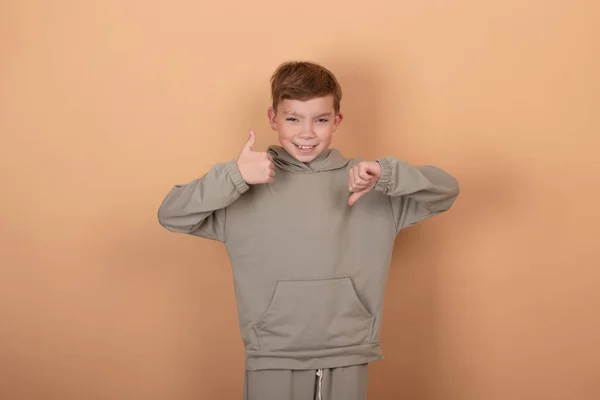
top-left (316, 369), bottom-right (324, 400)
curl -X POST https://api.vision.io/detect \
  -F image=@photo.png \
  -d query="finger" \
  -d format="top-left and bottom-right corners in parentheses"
top-left (351, 182), bottom-right (371, 192)
top-left (367, 161), bottom-right (381, 179)
top-left (348, 187), bottom-right (369, 206)
top-left (354, 166), bottom-right (361, 182)
top-left (350, 172), bottom-right (372, 192)
top-left (267, 153), bottom-right (273, 162)
top-left (355, 176), bottom-right (373, 188)
top-left (358, 166), bottom-right (373, 181)
top-left (244, 130), bottom-right (256, 151)
top-left (359, 164), bottom-right (372, 180)
top-left (350, 167), bottom-right (361, 189)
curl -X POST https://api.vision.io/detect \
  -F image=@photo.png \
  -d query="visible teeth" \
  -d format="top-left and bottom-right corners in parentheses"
top-left (298, 145), bottom-right (315, 149)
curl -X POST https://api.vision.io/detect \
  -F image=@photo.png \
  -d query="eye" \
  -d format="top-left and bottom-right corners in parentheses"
top-left (286, 117), bottom-right (298, 122)
top-left (317, 118), bottom-right (329, 123)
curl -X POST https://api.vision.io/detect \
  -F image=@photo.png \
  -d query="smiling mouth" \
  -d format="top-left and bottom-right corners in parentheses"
top-left (294, 144), bottom-right (317, 152)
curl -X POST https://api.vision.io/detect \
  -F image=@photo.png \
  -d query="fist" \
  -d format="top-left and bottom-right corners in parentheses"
top-left (237, 130), bottom-right (275, 184)
top-left (348, 161), bottom-right (381, 206)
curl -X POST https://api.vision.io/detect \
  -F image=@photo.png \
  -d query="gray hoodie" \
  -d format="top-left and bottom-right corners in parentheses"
top-left (157, 145), bottom-right (459, 371)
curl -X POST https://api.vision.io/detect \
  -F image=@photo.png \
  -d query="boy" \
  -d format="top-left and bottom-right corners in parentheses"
top-left (157, 61), bottom-right (460, 400)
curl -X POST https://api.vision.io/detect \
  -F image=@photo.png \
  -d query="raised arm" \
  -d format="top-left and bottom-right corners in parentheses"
top-left (157, 160), bottom-right (249, 241)
top-left (374, 157), bottom-right (459, 231)
top-left (348, 157), bottom-right (459, 232)
top-left (158, 130), bottom-right (275, 241)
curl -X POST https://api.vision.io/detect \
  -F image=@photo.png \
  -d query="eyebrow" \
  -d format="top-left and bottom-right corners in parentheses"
top-left (283, 111), bottom-right (333, 118)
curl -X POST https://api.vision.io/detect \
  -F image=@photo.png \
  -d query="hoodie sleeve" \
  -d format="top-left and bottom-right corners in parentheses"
top-left (374, 157), bottom-right (460, 232)
top-left (157, 160), bottom-right (249, 242)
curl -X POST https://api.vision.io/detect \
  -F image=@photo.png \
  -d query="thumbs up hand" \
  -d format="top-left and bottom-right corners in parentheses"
top-left (236, 130), bottom-right (275, 184)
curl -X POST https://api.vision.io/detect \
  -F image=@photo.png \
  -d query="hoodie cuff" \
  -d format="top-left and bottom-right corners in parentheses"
top-left (225, 160), bottom-right (250, 195)
top-left (374, 158), bottom-right (393, 194)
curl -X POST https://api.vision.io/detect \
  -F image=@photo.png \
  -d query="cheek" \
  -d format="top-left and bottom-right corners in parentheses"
top-left (316, 124), bottom-right (334, 139)
top-left (278, 126), bottom-right (296, 140)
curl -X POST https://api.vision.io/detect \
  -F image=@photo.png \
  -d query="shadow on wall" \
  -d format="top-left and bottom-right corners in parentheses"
top-left (381, 153), bottom-right (520, 399)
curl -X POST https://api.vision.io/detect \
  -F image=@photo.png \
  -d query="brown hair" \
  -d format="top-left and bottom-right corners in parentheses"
top-left (270, 61), bottom-right (342, 114)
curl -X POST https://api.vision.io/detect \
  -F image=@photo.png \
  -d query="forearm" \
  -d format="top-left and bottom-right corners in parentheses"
top-left (375, 157), bottom-right (460, 212)
top-left (157, 160), bottom-right (248, 238)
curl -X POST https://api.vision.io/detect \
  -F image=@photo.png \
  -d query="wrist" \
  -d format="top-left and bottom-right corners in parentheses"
top-left (226, 160), bottom-right (250, 194)
top-left (374, 158), bottom-right (392, 194)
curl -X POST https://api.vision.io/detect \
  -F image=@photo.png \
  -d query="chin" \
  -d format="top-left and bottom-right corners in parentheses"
top-left (296, 154), bottom-right (319, 163)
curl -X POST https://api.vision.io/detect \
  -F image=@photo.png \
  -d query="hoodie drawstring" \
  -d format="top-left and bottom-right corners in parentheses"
top-left (316, 368), bottom-right (324, 400)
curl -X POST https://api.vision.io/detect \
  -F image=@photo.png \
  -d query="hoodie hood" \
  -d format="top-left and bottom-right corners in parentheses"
top-left (267, 145), bottom-right (350, 173)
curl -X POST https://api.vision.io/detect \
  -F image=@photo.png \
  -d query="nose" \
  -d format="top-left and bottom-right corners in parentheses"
top-left (298, 120), bottom-right (316, 138)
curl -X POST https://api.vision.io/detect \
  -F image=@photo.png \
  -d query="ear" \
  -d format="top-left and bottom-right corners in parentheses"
top-left (332, 112), bottom-right (344, 133)
top-left (267, 107), bottom-right (279, 131)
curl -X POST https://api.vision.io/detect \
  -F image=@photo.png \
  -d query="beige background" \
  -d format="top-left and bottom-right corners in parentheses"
top-left (1, 1), bottom-right (599, 399)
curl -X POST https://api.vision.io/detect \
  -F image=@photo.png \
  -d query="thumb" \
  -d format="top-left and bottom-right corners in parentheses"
top-left (348, 188), bottom-right (369, 206)
top-left (244, 130), bottom-right (256, 151)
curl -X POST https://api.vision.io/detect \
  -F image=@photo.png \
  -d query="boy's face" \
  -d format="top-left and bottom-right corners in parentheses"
top-left (268, 95), bottom-right (343, 163)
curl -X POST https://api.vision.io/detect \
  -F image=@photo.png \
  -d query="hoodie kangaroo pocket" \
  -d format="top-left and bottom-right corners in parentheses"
top-left (254, 277), bottom-right (374, 352)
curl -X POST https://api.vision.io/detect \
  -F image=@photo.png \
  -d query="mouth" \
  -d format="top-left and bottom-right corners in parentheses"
top-left (293, 144), bottom-right (318, 153)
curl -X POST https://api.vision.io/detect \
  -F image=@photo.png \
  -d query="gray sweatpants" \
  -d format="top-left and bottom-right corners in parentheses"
top-left (243, 364), bottom-right (368, 400)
